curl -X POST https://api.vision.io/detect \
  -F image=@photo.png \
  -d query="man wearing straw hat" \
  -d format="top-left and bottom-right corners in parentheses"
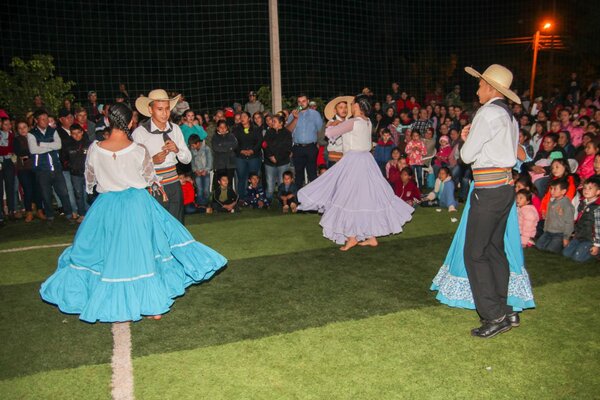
top-left (323, 95), bottom-right (353, 167)
top-left (133, 89), bottom-right (192, 223)
top-left (460, 64), bottom-right (521, 338)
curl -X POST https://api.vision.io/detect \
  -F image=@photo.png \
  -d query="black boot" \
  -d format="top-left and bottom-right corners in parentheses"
top-left (506, 312), bottom-right (520, 327)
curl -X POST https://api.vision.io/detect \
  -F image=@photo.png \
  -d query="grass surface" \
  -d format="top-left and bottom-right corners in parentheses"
top-left (0, 208), bottom-right (599, 399)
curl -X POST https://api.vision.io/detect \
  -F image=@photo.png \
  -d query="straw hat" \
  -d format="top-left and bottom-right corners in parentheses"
top-left (324, 96), bottom-right (354, 121)
top-left (464, 64), bottom-right (521, 104)
top-left (135, 89), bottom-right (181, 117)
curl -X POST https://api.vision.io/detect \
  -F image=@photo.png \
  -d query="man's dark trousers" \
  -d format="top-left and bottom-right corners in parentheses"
top-left (292, 144), bottom-right (318, 187)
top-left (153, 182), bottom-right (184, 224)
top-left (464, 184), bottom-right (515, 321)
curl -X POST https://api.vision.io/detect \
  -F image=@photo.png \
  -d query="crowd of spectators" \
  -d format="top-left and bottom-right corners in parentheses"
top-left (1, 74), bottom-right (600, 261)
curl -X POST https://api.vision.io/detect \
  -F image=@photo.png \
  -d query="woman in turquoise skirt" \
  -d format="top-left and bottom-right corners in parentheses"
top-left (40, 103), bottom-right (227, 323)
top-left (431, 183), bottom-right (535, 312)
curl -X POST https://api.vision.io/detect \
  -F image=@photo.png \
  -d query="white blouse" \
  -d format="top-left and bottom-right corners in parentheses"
top-left (85, 141), bottom-right (160, 194)
top-left (325, 117), bottom-right (372, 153)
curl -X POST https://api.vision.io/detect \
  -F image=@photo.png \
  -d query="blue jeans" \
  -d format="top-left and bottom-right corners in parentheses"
top-left (235, 157), bottom-right (262, 198)
top-left (0, 159), bottom-right (16, 220)
top-left (536, 231), bottom-right (564, 253)
top-left (412, 165), bottom-right (424, 188)
top-left (62, 171), bottom-right (78, 214)
top-left (71, 175), bottom-right (87, 216)
top-left (562, 238), bottom-right (593, 262)
top-left (451, 164), bottom-right (472, 201)
top-left (534, 176), bottom-right (550, 199)
top-left (265, 164), bottom-right (290, 200)
top-left (194, 174), bottom-right (211, 205)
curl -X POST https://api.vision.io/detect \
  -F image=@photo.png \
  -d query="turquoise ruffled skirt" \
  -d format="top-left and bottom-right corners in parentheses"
top-left (40, 188), bottom-right (227, 323)
top-left (430, 184), bottom-right (535, 311)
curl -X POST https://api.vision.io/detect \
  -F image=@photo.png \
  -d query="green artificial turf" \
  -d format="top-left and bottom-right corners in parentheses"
top-left (0, 208), bottom-right (599, 399)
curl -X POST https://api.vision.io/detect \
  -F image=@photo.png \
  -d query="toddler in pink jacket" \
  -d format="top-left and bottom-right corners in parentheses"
top-left (516, 189), bottom-right (539, 247)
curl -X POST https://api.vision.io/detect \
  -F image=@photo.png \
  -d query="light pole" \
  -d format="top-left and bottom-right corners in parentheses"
top-left (530, 21), bottom-right (553, 103)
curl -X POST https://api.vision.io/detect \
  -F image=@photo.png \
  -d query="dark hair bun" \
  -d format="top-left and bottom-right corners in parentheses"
top-left (354, 94), bottom-right (372, 117)
top-left (108, 103), bottom-right (133, 134)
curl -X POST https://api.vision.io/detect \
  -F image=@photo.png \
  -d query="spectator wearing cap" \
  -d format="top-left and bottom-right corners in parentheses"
top-left (245, 91), bottom-right (264, 115)
top-left (85, 91), bottom-right (101, 123)
top-left (55, 108), bottom-right (78, 215)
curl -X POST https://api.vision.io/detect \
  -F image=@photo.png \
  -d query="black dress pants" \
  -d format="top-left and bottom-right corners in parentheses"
top-left (292, 144), bottom-right (317, 187)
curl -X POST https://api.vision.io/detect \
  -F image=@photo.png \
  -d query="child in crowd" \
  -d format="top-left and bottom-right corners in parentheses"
top-left (405, 130), bottom-right (427, 187)
top-left (563, 177), bottom-right (600, 262)
top-left (536, 179), bottom-right (575, 253)
top-left (577, 140), bottom-right (599, 181)
top-left (390, 166), bottom-right (421, 206)
top-left (189, 134), bottom-right (213, 206)
top-left (421, 167), bottom-right (457, 211)
top-left (374, 128), bottom-right (394, 174)
top-left (387, 116), bottom-right (402, 146)
top-left (594, 153), bottom-right (600, 178)
top-left (243, 173), bottom-right (270, 209)
top-left (433, 134), bottom-right (452, 177)
top-left (62, 124), bottom-right (90, 223)
top-left (180, 174), bottom-right (198, 214)
top-left (540, 159), bottom-right (577, 219)
top-left (278, 171), bottom-right (298, 213)
top-left (211, 174), bottom-right (238, 213)
top-left (516, 189), bottom-right (539, 247)
top-left (385, 147), bottom-right (402, 181)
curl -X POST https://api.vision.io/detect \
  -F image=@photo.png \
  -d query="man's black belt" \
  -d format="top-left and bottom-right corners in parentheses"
top-left (294, 142), bottom-right (316, 147)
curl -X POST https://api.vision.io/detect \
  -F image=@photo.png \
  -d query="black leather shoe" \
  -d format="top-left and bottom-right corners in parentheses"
top-left (471, 316), bottom-right (512, 339)
top-left (506, 312), bottom-right (520, 327)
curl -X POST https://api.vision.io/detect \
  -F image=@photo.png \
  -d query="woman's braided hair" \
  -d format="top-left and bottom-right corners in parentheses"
top-left (108, 103), bottom-right (133, 137)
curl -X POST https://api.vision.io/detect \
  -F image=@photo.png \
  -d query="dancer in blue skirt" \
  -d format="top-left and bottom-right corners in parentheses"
top-left (40, 103), bottom-right (227, 323)
top-left (431, 183), bottom-right (535, 312)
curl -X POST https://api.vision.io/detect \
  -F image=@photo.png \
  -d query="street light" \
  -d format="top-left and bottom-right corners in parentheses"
top-left (530, 21), bottom-right (553, 102)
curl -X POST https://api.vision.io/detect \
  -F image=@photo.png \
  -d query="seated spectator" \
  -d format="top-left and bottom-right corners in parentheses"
top-left (278, 171), bottom-right (298, 213)
top-left (536, 179), bottom-right (575, 253)
top-left (374, 128), bottom-right (394, 174)
top-left (574, 132), bottom-right (595, 164)
top-left (62, 124), bottom-right (90, 222)
top-left (523, 133), bottom-right (567, 197)
top-left (577, 140), bottom-right (599, 181)
top-left (421, 167), bottom-right (457, 211)
top-left (563, 177), bottom-right (600, 262)
top-left (433, 135), bottom-right (451, 177)
top-left (211, 174), bottom-right (238, 213)
top-left (180, 174), bottom-right (198, 214)
top-left (189, 134), bottom-right (212, 207)
top-left (387, 116), bottom-right (401, 146)
top-left (243, 173), bottom-right (270, 209)
top-left (516, 189), bottom-right (539, 248)
top-left (558, 130), bottom-right (576, 159)
top-left (594, 153), bottom-right (600, 178)
top-left (390, 166), bottom-right (421, 206)
top-left (540, 159), bottom-right (577, 219)
top-left (385, 147), bottom-right (403, 180)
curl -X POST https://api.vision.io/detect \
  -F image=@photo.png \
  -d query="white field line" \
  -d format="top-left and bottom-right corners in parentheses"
top-left (111, 322), bottom-right (135, 400)
top-left (0, 243), bottom-right (71, 253)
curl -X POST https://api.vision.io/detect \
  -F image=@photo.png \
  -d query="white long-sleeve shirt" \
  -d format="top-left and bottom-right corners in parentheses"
top-left (132, 120), bottom-right (191, 168)
top-left (460, 97), bottom-right (518, 169)
top-left (27, 130), bottom-right (62, 154)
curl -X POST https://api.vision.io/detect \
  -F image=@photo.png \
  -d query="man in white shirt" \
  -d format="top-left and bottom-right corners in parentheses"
top-left (460, 64), bottom-right (520, 339)
top-left (133, 89), bottom-right (191, 223)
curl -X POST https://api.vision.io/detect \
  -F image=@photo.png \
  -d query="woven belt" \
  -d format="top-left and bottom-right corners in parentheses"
top-left (472, 167), bottom-right (513, 188)
top-left (155, 165), bottom-right (178, 186)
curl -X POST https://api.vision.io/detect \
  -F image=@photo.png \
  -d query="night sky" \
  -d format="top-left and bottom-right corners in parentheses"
top-left (0, 0), bottom-right (572, 110)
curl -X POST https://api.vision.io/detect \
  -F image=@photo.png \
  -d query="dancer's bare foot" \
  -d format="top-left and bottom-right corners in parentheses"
top-left (358, 237), bottom-right (378, 247)
top-left (145, 315), bottom-right (162, 320)
top-left (340, 237), bottom-right (359, 251)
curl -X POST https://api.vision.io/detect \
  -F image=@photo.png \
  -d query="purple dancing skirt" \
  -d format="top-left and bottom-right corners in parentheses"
top-left (298, 151), bottom-right (414, 244)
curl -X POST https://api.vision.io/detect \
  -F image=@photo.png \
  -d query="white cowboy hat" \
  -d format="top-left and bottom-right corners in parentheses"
top-left (135, 89), bottom-right (181, 117)
top-left (464, 64), bottom-right (521, 105)
top-left (324, 95), bottom-right (354, 121)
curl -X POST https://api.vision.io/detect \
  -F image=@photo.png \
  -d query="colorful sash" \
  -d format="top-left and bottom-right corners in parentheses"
top-left (472, 167), bottom-right (513, 188)
top-left (155, 165), bottom-right (178, 186)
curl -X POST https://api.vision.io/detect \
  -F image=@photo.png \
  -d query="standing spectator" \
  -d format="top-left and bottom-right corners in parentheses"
top-left (445, 85), bottom-right (463, 107)
top-left (263, 114), bottom-right (292, 201)
top-left (244, 91), bottom-right (265, 115)
top-left (211, 120), bottom-right (237, 189)
top-left (516, 189), bottom-right (539, 247)
top-left (85, 91), bottom-right (101, 122)
top-left (118, 83), bottom-right (130, 104)
top-left (180, 109), bottom-right (208, 144)
top-left (405, 130), bottom-right (427, 187)
top-left (252, 112), bottom-right (268, 137)
top-left (232, 112), bottom-right (262, 198)
top-left (74, 107), bottom-right (96, 143)
top-left (62, 124), bottom-right (90, 222)
top-left (0, 118), bottom-right (16, 224)
top-left (27, 109), bottom-right (73, 224)
top-left (173, 94), bottom-right (190, 117)
top-left (56, 108), bottom-right (78, 217)
top-left (14, 120), bottom-right (42, 222)
top-left (286, 94), bottom-right (323, 186)
top-left (189, 134), bottom-right (212, 207)
top-left (95, 104), bottom-right (111, 141)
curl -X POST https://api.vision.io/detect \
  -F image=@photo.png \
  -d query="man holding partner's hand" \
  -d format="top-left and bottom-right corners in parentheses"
top-left (133, 89), bottom-right (192, 223)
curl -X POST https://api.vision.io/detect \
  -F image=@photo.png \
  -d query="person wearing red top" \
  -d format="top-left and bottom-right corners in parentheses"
top-left (389, 166), bottom-right (421, 206)
top-left (540, 159), bottom-right (577, 219)
top-left (0, 117), bottom-right (17, 223)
